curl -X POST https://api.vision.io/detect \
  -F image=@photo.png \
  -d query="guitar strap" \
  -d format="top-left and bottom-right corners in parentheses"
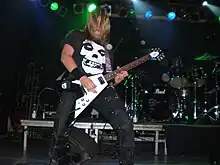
top-left (105, 49), bottom-right (113, 73)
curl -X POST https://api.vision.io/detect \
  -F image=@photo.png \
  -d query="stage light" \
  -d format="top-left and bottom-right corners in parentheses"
top-left (145, 11), bottom-right (153, 19)
top-left (88, 3), bottom-right (96, 12)
top-left (73, 4), bottom-right (84, 14)
top-left (218, 16), bottom-right (220, 22)
top-left (167, 12), bottom-right (176, 21)
top-left (129, 9), bottom-right (135, 15)
top-left (202, 1), bottom-right (208, 6)
top-left (50, 2), bottom-right (59, 11)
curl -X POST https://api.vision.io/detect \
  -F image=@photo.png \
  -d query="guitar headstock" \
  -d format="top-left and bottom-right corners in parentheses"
top-left (149, 48), bottom-right (165, 61)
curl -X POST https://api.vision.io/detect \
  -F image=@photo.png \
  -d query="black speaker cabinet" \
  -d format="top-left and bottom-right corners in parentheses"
top-left (67, 126), bottom-right (100, 165)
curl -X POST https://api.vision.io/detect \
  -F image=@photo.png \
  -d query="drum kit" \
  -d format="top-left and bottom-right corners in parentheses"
top-left (124, 54), bottom-right (220, 124)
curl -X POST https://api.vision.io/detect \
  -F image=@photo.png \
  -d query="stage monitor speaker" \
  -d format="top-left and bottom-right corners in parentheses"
top-left (67, 126), bottom-right (100, 165)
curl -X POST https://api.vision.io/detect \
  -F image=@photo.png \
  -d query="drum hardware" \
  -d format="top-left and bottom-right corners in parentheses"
top-left (167, 71), bottom-right (189, 89)
top-left (124, 74), bottom-right (141, 123)
top-left (192, 79), bottom-right (198, 119)
top-left (167, 56), bottom-right (189, 89)
top-left (165, 56), bottom-right (190, 121)
top-left (191, 66), bottom-right (206, 87)
top-left (202, 78), bottom-right (208, 113)
top-left (131, 74), bottom-right (140, 123)
top-left (124, 57), bottom-right (220, 123)
top-left (124, 77), bottom-right (129, 112)
top-left (197, 63), bottom-right (220, 121)
top-left (171, 88), bottom-right (189, 120)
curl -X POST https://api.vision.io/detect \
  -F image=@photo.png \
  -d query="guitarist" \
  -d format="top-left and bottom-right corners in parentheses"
top-left (51, 7), bottom-right (135, 165)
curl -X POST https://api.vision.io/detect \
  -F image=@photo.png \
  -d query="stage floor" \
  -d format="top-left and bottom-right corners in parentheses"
top-left (0, 138), bottom-right (214, 165)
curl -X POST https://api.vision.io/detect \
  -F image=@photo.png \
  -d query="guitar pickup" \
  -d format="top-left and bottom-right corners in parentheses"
top-left (98, 76), bottom-right (105, 85)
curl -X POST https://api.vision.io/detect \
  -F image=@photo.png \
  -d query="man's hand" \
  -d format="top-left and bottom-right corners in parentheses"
top-left (80, 76), bottom-right (97, 93)
top-left (114, 66), bottom-right (128, 84)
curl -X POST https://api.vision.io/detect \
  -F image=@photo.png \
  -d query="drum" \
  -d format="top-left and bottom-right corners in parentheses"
top-left (168, 67), bottom-right (189, 89)
top-left (191, 66), bottom-right (206, 87)
top-left (140, 84), bottom-right (171, 121)
top-left (38, 87), bottom-right (60, 118)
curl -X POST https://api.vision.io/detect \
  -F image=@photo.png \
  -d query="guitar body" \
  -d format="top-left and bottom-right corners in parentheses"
top-left (72, 74), bottom-right (108, 118)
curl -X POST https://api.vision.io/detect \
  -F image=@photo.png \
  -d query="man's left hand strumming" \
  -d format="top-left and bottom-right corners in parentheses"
top-left (114, 66), bottom-right (128, 84)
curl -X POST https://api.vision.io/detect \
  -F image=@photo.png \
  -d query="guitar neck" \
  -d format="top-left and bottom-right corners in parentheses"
top-left (104, 54), bottom-right (151, 82)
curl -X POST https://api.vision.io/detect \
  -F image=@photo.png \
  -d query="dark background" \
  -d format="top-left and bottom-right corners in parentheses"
top-left (0, 0), bottom-right (220, 134)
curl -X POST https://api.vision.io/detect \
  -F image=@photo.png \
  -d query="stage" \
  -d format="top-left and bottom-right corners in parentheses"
top-left (0, 138), bottom-right (216, 165)
top-left (1, 119), bottom-right (220, 165)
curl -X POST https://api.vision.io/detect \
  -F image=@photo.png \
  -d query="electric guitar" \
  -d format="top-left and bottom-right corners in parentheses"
top-left (61, 48), bottom-right (165, 118)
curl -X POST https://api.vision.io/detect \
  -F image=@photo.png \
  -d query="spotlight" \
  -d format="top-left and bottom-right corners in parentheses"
top-left (202, 1), bottom-right (208, 6)
top-left (87, 3), bottom-right (96, 12)
top-left (145, 11), bottom-right (153, 19)
top-left (129, 9), bottom-right (135, 15)
top-left (50, 2), bottom-right (59, 11)
top-left (167, 12), bottom-right (176, 21)
top-left (73, 4), bottom-right (84, 14)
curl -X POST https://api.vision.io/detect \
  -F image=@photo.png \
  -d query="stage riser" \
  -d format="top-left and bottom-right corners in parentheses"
top-left (165, 125), bottom-right (220, 157)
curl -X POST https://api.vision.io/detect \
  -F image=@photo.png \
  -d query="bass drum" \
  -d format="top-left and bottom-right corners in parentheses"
top-left (140, 84), bottom-right (172, 122)
top-left (38, 87), bottom-right (60, 119)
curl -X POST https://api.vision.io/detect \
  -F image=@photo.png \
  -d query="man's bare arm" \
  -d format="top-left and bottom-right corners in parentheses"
top-left (61, 44), bottom-right (77, 72)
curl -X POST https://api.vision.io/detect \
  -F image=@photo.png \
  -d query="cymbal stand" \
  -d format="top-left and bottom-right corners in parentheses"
top-left (198, 64), bottom-right (220, 121)
top-left (203, 76), bottom-right (208, 113)
top-left (172, 90), bottom-right (183, 119)
top-left (193, 80), bottom-right (198, 119)
top-left (213, 71), bottom-right (220, 119)
top-left (124, 79), bottom-right (129, 112)
top-left (131, 75), bottom-right (138, 123)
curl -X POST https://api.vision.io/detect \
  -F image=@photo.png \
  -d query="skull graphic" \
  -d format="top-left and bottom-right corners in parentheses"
top-left (80, 40), bottom-right (106, 75)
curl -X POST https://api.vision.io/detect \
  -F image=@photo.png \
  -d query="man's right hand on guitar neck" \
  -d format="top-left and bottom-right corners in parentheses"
top-left (80, 76), bottom-right (97, 93)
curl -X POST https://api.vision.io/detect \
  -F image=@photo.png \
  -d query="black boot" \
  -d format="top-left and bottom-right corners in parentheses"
top-left (118, 147), bottom-right (134, 165)
top-left (48, 134), bottom-right (70, 165)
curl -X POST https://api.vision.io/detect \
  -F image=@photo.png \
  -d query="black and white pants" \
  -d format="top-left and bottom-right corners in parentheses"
top-left (53, 86), bottom-right (135, 165)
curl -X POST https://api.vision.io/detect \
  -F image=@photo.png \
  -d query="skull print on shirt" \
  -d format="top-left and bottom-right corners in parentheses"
top-left (80, 40), bottom-right (106, 75)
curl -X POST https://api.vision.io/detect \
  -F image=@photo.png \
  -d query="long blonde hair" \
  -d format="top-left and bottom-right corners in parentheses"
top-left (84, 8), bottom-right (110, 45)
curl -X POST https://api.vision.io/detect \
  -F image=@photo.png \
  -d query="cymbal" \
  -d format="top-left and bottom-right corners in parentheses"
top-left (194, 53), bottom-right (218, 61)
